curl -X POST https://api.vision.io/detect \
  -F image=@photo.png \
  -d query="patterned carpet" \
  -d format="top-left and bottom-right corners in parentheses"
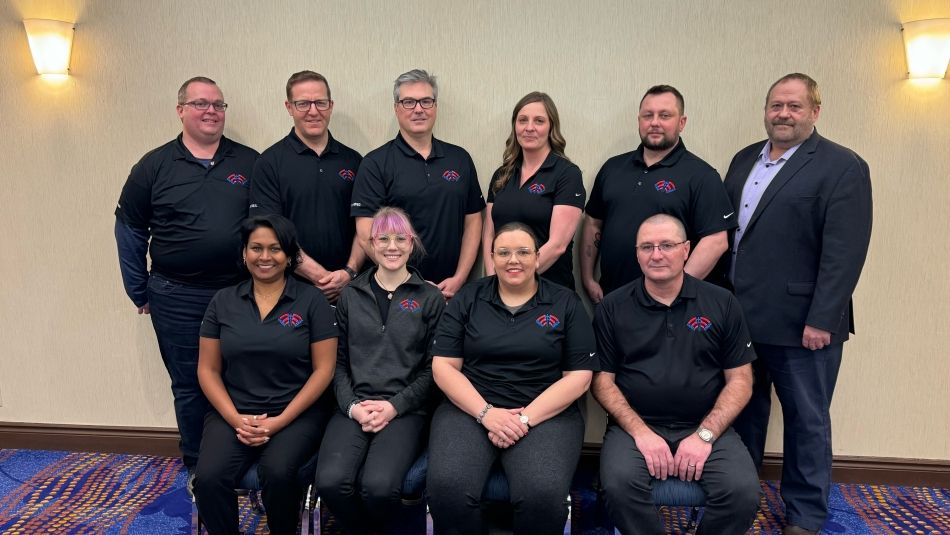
top-left (0, 448), bottom-right (947, 534)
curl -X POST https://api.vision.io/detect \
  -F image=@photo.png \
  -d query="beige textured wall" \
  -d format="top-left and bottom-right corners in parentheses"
top-left (1, 0), bottom-right (947, 460)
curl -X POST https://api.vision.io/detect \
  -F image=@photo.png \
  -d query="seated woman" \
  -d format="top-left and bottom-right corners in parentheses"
top-left (482, 92), bottom-right (585, 290)
top-left (193, 214), bottom-right (338, 535)
top-left (317, 207), bottom-right (444, 533)
top-left (427, 222), bottom-right (597, 534)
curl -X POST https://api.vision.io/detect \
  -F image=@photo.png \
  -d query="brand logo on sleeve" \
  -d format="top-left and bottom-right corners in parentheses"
top-left (442, 170), bottom-right (461, 182)
top-left (278, 312), bottom-right (304, 328)
top-left (399, 298), bottom-right (421, 312)
top-left (654, 180), bottom-right (676, 193)
top-left (535, 313), bottom-right (561, 329)
top-left (528, 183), bottom-right (546, 194)
top-left (686, 316), bottom-right (712, 332)
top-left (226, 173), bottom-right (248, 186)
top-left (338, 169), bottom-right (355, 182)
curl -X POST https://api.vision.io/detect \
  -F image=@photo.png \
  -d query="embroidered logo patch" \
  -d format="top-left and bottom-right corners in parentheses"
top-left (227, 173), bottom-right (248, 186)
top-left (535, 314), bottom-right (561, 328)
top-left (338, 169), bottom-right (355, 182)
top-left (686, 316), bottom-right (712, 332)
top-left (442, 170), bottom-right (461, 182)
top-left (654, 180), bottom-right (676, 193)
top-left (528, 183), bottom-right (546, 194)
top-left (278, 312), bottom-right (304, 328)
top-left (399, 298), bottom-right (421, 312)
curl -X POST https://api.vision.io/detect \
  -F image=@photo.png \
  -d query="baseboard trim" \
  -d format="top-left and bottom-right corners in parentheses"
top-left (2, 423), bottom-right (947, 487)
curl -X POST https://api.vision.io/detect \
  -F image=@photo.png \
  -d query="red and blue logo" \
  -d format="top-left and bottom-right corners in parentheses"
top-left (654, 180), bottom-right (676, 193)
top-left (338, 168), bottom-right (355, 182)
top-left (686, 316), bottom-right (712, 332)
top-left (528, 183), bottom-right (546, 194)
top-left (278, 312), bottom-right (304, 328)
top-left (442, 170), bottom-right (461, 182)
top-left (536, 313), bottom-right (561, 329)
top-left (399, 298), bottom-right (421, 312)
top-left (227, 173), bottom-right (248, 186)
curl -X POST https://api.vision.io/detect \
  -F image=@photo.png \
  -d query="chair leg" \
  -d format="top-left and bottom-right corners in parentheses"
top-left (687, 506), bottom-right (701, 534)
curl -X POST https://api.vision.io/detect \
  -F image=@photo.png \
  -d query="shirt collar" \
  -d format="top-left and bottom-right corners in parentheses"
top-left (287, 128), bottom-right (340, 156)
top-left (758, 138), bottom-right (804, 164)
top-left (394, 132), bottom-right (445, 160)
top-left (631, 138), bottom-right (687, 169)
top-left (173, 133), bottom-right (234, 162)
top-left (478, 276), bottom-right (554, 308)
top-left (238, 275), bottom-right (301, 302)
top-left (631, 273), bottom-right (698, 308)
top-left (350, 266), bottom-right (428, 293)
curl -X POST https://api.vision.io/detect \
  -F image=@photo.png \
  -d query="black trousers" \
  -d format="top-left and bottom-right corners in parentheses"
top-left (427, 402), bottom-right (583, 535)
top-left (193, 405), bottom-right (330, 535)
top-left (316, 411), bottom-right (427, 534)
top-left (599, 424), bottom-right (760, 535)
top-left (733, 342), bottom-right (842, 531)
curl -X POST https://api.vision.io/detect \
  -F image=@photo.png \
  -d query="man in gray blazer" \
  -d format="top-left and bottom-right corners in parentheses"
top-left (719, 73), bottom-right (872, 535)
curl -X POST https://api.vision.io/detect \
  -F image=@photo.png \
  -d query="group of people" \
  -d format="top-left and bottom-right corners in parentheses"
top-left (115, 68), bottom-right (872, 535)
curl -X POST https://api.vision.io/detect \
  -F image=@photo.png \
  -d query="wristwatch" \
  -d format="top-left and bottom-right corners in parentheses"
top-left (696, 426), bottom-right (715, 443)
top-left (518, 413), bottom-right (531, 429)
top-left (343, 266), bottom-right (358, 279)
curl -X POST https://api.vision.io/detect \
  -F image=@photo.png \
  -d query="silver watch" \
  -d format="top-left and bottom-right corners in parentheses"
top-left (518, 413), bottom-right (531, 428)
top-left (697, 426), bottom-right (715, 443)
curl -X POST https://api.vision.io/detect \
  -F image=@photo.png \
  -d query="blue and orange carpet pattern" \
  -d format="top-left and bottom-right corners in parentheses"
top-left (0, 449), bottom-right (947, 534)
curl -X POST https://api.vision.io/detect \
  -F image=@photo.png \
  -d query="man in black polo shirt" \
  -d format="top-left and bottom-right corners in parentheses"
top-left (250, 71), bottom-right (364, 302)
top-left (580, 85), bottom-right (735, 304)
top-left (114, 76), bottom-right (259, 475)
top-left (351, 69), bottom-right (484, 299)
top-left (592, 214), bottom-right (760, 535)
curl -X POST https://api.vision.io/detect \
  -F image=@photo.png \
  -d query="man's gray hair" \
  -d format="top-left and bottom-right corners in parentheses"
top-left (393, 69), bottom-right (438, 102)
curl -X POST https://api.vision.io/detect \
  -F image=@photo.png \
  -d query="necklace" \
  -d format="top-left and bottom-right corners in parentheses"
top-left (375, 272), bottom-right (411, 300)
top-left (253, 282), bottom-right (285, 301)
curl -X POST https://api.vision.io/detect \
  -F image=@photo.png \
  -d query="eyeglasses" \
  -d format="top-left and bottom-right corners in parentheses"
top-left (373, 234), bottom-right (411, 247)
top-left (636, 241), bottom-right (687, 254)
top-left (180, 100), bottom-right (228, 112)
top-left (292, 99), bottom-right (332, 112)
top-left (397, 97), bottom-right (436, 110)
top-left (493, 248), bottom-right (537, 260)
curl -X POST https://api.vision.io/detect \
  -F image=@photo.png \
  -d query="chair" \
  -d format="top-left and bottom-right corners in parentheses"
top-left (193, 451), bottom-right (321, 535)
top-left (599, 477), bottom-right (706, 535)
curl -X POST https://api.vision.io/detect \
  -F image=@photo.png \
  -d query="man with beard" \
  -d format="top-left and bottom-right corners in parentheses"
top-left (581, 85), bottom-right (735, 303)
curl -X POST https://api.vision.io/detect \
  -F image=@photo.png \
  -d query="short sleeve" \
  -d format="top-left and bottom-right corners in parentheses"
top-left (593, 299), bottom-right (622, 373)
top-left (351, 156), bottom-right (387, 217)
top-left (248, 155), bottom-right (282, 216)
top-left (560, 293), bottom-right (599, 371)
top-left (307, 290), bottom-right (339, 343)
top-left (199, 292), bottom-right (222, 339)
top-left (718, 293), bottom-right (756, 369)
top-left (584, 162), bottom-right (609, 219)
top-left (688, 166), bottom-right (737, 237)
top-left (464, 154), bottom-right (485, 214)
top-left (552, 163), bottom-right (585, 209)
top-left (486, 168), bottom-right (501, 203)
top-left (431, 289), bottom-right (468, 358)
top-left (115, 158), bottom-right (154, 229)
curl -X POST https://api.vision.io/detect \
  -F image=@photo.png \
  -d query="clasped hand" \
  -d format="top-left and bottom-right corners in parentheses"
top-left (482, 407), bottom-right (529, 449)
top-left (351, 400), bottom-right (397, 433)
top-left (234, 413), bottom-right (285, 447)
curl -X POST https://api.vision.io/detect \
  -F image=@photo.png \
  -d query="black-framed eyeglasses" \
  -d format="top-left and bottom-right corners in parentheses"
top-left (181, 100), bottom-right (228, 112)
top-left (636, 241), bottom-right (687, 254)
top-left (292, 99), bottom-right (332, 112)
top-left (397, 97), bottom-right (436, 110)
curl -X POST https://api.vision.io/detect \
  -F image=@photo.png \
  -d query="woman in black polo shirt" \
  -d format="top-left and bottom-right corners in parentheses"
top-left (428, 222), bottom-right (597, 534)
top-left (482, 92), bottom-right (585, 290)
top-left (316, 207), bottom-right (444, 533)
top-left (193, 214), bottom-right (338, 535)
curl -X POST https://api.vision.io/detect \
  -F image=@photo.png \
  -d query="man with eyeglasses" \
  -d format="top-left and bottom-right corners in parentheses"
top-left (250, 71), bottom-right (364, 302)
top-left (114, 76), bottom-right (259, 481)
top-left (718, 73), bottom-right (873, 535)
top-left (581, 85), bottom-right (736, 305)
top-left (592, 213), bottom-right (760, 535)
top-left (351, 69), bottom-right (484, 300)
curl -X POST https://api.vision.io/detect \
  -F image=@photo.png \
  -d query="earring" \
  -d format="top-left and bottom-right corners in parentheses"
top-left (242, 257), bottom-right (246, 265)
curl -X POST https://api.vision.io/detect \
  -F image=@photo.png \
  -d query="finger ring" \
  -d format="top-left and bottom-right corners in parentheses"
top-left (688, 464), bottom-right (696, 468)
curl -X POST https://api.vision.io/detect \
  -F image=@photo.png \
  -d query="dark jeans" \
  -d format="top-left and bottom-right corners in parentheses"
top-left (194, 405), bottom-right (331, 535)
top-left (427, 402), bottom-right (583, 535)
top-left (599, 424), bottom-right (760, 535)
top-left (147, 273), bottom-right (218, 469)
top-left (316, 412), bottom-right (427, 534)
top-left (733, 342), bottom-right (843, 531)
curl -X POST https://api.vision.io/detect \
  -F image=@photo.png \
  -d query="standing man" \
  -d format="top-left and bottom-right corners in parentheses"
top-left (581, 85), bottom-right (735, 303)
top-left (350, 69), bottom-right (484, 300)
top-left (250, 70), bottom-right (364, 302)
top-left (592, 214), bottom-right (760, 535)
top-left (114, 76), bottom-right (259, 476)
top-left (722, 73), bottom-right (873, 535)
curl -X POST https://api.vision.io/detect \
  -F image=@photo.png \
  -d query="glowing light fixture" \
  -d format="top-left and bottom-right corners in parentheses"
top-left (901, 18), bottom-right (950, 79)
top-left (23, 19), bottom-right (75, 76)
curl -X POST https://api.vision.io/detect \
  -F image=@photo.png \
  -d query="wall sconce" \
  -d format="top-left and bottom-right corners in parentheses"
top-left (23, 19), bottom-right (75, 76)
top-left (901, 18), bottom-right (950, 79)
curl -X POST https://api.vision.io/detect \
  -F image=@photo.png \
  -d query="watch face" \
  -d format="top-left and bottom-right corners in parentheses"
top-left (519, 415), bottom-right (529, 425)
top-left (698, 429), bottom-right (714, 442)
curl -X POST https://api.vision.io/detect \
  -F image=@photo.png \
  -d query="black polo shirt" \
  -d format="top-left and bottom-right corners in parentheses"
top-left (249, 129), bottom-right (362, 271)
top-left (585, 140), bottom-right (736, 295)
top-left (350, 134), bottom-right (485, 282)
top-left (115, 135), bottom-right (259, 287)
top-left (488, 153), bottom-right (585, 289)
top-left (200, 276), bottom-right (339, 415)
top-left (432, 277), bottom-right (597, 408)
top-left (594, 274), bottom-right (755, 428)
